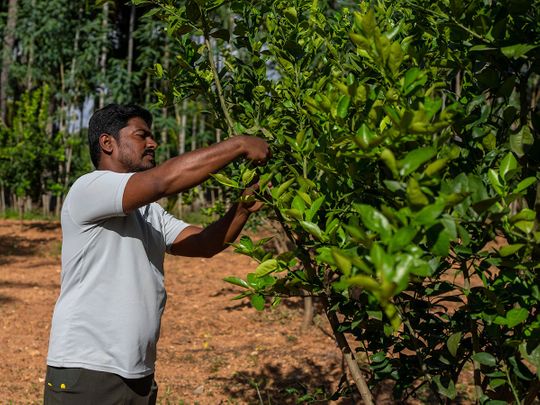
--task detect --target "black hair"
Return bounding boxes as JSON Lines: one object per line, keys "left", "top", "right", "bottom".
{"left": 87, "top": 103, "right": 153, "bottom": 168}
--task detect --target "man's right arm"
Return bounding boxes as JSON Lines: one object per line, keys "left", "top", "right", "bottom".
{"left": 122, "top": 135, "right": 270, "bottom": 213}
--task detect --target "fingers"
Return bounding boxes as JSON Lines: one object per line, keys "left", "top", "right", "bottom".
{"left": 244, "top": 137, "right": 271, "bottom": 164}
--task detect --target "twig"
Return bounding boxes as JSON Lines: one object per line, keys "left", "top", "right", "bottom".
{"left": 201, "top": 14, "right": 237, "bottom": 136}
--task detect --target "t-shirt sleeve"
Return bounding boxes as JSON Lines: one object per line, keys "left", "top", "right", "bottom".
{"left": 67, "top": 171, "right": 134, "bottom": 224}
{"left": 154, "top": 204, "right": 191, "bottom": 252}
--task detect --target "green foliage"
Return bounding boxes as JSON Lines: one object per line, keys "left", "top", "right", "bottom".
{"left": 145, "top": 0, "right": 540, "bottom": 401}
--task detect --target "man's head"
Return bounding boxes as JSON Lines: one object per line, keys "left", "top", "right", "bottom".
{"left": 88, "top": 104, "right": 156, "bottom": 171}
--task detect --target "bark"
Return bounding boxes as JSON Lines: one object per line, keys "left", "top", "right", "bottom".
{"left": 0, "top": 0, "right": 18, "bottom": 124}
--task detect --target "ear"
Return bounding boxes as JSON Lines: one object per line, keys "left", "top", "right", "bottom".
{"left": 98, "top": 133, "right": 115, "bottom": 155}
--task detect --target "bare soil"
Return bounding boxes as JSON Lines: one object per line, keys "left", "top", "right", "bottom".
{"left": 0, "top": 220, "right": 364, "bottom": 404}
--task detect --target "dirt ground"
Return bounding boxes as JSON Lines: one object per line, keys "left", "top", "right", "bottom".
{"left": 0, "top": 219, "right": 370, "bottom": 404}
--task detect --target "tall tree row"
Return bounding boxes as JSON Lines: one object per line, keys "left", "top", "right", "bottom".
{"left": 0, "top": 0, "right": 224, "bottom": 217}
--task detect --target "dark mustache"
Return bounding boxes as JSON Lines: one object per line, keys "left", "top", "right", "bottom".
{"left": 143, "top": 150, "right": 155, "bottom": 157}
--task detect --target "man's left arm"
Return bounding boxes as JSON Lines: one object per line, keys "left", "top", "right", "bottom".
{"left": 169, "top": 196, "right": 262, "bottom": 258}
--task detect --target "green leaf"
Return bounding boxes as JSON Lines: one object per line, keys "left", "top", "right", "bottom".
{"left": 154, "top": 63, "right": 164, "bottom": 79}
{"left": 403, "top": 67, "right": 427, "bottom": 95}
{"left": 211, "top": 173, "right": 240, "bottom": 188}
{"left": 424, "top": 158, "right": 448, "bottom": 177}
{"left": 407, "top": 177, "right": 429, "bottom": 207}
{"left": 223, "top": 276, "right": 249, "bottom": 289}
{"left": 509, "top": 356, "right": 535, "bottom": 381}
{"left": 501, "top": 44, "right": 538, "bottom": 59}
{"left": 347, "top": 275, "right": 380, "bottom": 292}
{"left": 380, "top": 148, "right": 398, "bottom": 177}
{"left": 447, "top": 332, "right": 462, "bottom": 357}
{"left": 283, "top": 7, "right": 298, "bottom": 23}
{"left": 415, "top": 203, "right": 444, "bottom": 225}
{"left": 510, "top": 209, "right": 536, "bottom": 223}
{"left": 354, "top": 124, "right": 377, "bottom": 149}
{"left": 410, "top": 260, "right": 431, "bottom": 277}
{"left": 251, "top": 294, "right": 265, "bottom": 311}
{"left": 299, "top": 221, "right": 326, "bottom": 241}
{"left": 399, "top": 147, "right": 437, "bottom": 176}
{"left": 305, "top": 195, "right": 325, "bottom": 222}
{"left": 387, "top": 42, "right": 403, "bottom": 75}
{"left": 510, "top": 125, "right": 534, "bottom": 158}
{"left": 254, "top": 259, "right": 279, "bottom": 277}
{"left": 331, "top": 248, "right": 352, "bottom": 276}
{"left": 241, "top": 168, "right": 256, "bottom": 185}
{"left": 282, "top": 208, "right": 303, "bottom": 220}
{"left": 488, "top": 379, "right": 507, "bottom": 389}
{"left": 433, "top": 375, "right": 457, "bottom": 400}
{"left": 470, "top": 44, "right": 497, "bottom": 51}
{"left": 355, "top": 204, "right": 392, "bottom": 241}
{"left": 382, "top": 301, "right": 401, "bottom": 330}
{"left": 488, "top": 169, "right": 503, "bottom": 194}
{"left": 506, "top": 308, "right": 528, "bottom": 328}
{"left": 431, "top": 227, "right": 451, "bottom": 256}
{"left": 388, "top": 226, "right": 417, "bottom": 253}
{"left": 514, "top": 177, "right": 538, "bottom": 194}
{"left": 499, "top": 152, "right": 518, "bottom": 182}
{"left": 472, "top": 352, "right": 497, "bottom": 367}
{"left": 498, "top": 244, "right": 524, "bottom": 257}
{"left": 336, "top": 95, "right": 351, "bottom": 119}
{"left": 272, "top": 178, "right": 295, "bottom": 199}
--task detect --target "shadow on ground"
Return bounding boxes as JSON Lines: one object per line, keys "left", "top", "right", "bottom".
{"left": 0, "top": 234, "right": 51, "bottom": 257}
{"left": 216, "top": 359, "right": 361, "bottom": 404}
{"left": 0, "top": 294, "right": 18, "bottom": 305}
{"left": 23, "top": 222, "right": 60, "bottom": 232}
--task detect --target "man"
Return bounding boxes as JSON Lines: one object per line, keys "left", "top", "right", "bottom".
{"left": 44, "top": 104, "right": 271, "bottom": 404}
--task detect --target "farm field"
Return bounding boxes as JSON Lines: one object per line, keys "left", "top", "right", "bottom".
{"left": 0, "top": 219, "right": 368, "bottom": 404}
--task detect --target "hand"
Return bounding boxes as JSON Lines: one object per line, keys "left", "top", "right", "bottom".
{"left": 239, "top": 182, "right": 264, "bottom": 213}
{"left": 237, "top": 136, "right": 271, "bottom": 165}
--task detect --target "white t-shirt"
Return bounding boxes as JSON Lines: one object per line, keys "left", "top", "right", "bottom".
{"left": 47, "top": 170, "right": 190, "bottom": 378}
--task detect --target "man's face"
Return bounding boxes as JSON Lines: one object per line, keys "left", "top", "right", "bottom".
{"left": 116, "top": 117, "right": 157, "bottom": 172}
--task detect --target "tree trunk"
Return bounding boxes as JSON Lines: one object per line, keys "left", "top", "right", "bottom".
{"left": 177, "top": 99, "right": 188, "bottom": 155}
{"left": 42, "top": 192, "right": 50, "bottom": 217}
{"left": 98, "top": 2, "right": 109, "bottom": 109}
{"left": 0, "top": 184, "right": 5, "bottom": 215}
{"left": 173, "top": 99, "right": 188, "bottom": 215}
{"left": 25, "top": 0, "right": 36, "bottom": 91}
{"left": 159, "top": 38, "right": 170, "bottom": 156}
{"left": 0, "top": 0, "right": 18, "bottom": 124}
{"left": 323, "top": 296, "right": 374, "bottom": 405}
{"left": 194, "top": 113, "right": 206, "bottom": 211}
{"left": 127, "top": 5, "right": 136, "bottom": 83}
{"left": 302, "top": 296, "right": 314, "bottom": 331}
{"left": 63, "top": 7, "right": 82, "bottom": 193}
{"left": 55, "top": 195, "right": 62, "bottom": 217}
